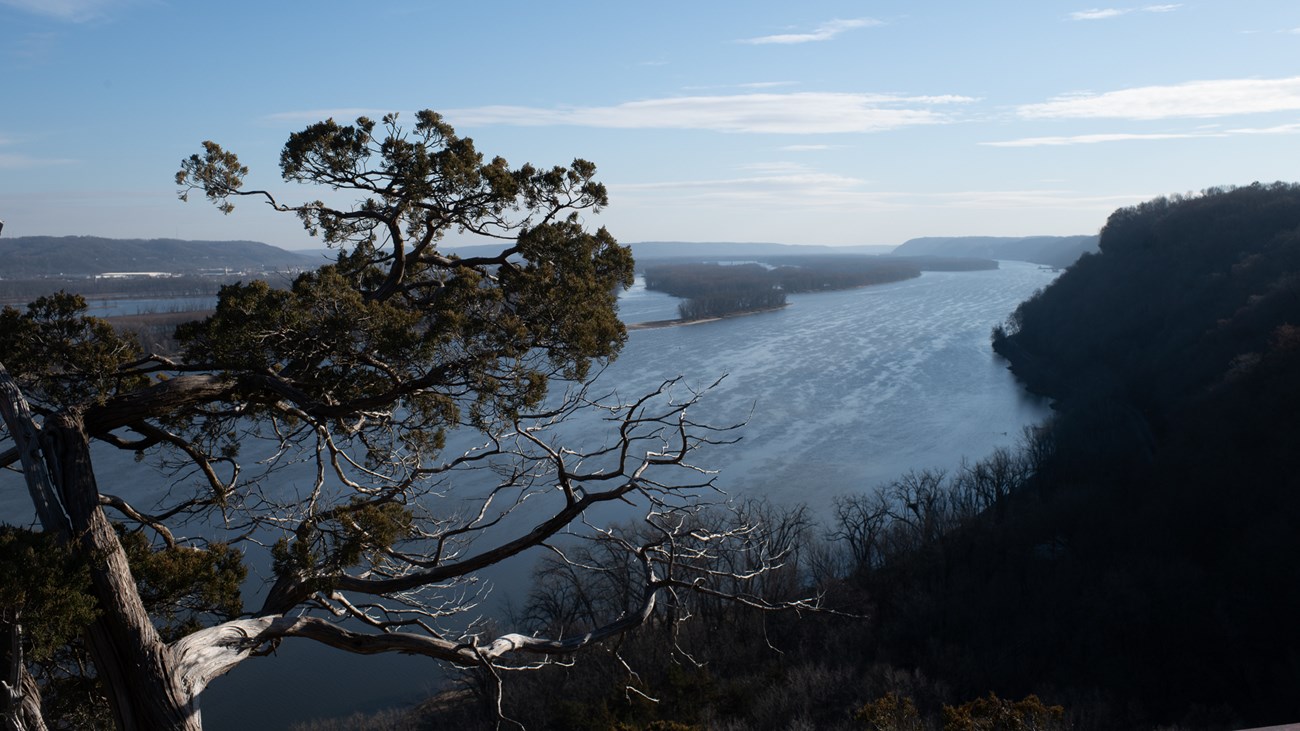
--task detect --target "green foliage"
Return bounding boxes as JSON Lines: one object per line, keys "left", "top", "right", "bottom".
{"left": 175, "top": 140, "right": 248, "bottom": 214}
{"left": 174, "top": 113, "right": 633, "bottom": 432}
{"left": 271, "top": 499, "right": 414, "bottom": 589}
{"left": 941, "top": 693, "right": 1067, "bottom": 731}
{"left": 118, "top": 529, "right": 245, "bottom": 640}
{"left": 0, "top": 525, "right": 98, "bottom": 662}
{"left": 0, "top": 292, "right": 146, "bottom": 408}
{"left": 856, "top": 692, "right": 922, "bottom": 731}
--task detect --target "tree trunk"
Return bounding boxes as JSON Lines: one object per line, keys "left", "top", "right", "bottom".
{"left": 1, "top": 365, "right": 203, "bottom": 730}
{"left": 40, "top": 412, "right": 202, "bottom": 730}
{"left": 1, "top": 621, "right": 48, "bottom": 731}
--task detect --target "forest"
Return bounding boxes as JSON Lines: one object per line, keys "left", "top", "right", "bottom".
{"left": 358, "top": 183, "right": 1300, "bottom": 731}
{"left": 643, "top": 255, "right": 994, "bottom": 321}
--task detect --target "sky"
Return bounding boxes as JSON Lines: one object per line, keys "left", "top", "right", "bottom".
{"left": 1, "top": 0, "right": 1298, "bottom": 250}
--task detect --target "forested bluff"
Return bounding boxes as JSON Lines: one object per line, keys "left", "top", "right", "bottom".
{"left": 332, "top": 183, "right": 1300, "bottom": 731}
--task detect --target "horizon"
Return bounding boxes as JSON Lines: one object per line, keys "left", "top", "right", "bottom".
{"left": 1, "top": 1, "right": 1297, "bottom": 249}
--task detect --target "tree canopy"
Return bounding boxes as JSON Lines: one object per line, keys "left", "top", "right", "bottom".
{"left": 0, "top": 111, "right": 799, "bottom": 730}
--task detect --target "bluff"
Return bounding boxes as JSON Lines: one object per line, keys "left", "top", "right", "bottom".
{"left": 892, "top": 234, "right": 1098, "bottom": 268}
{"left": 984, "top": 183, "right": 1300, "bottom": 727}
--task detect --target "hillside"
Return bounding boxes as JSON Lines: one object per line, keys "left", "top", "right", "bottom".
{"left": 982, "top": 183, "right": 1300, "bottom": 727}
{"left": 0, "top": 236, "right": 317, "bottom": 277}
{"left": 892, "top": 234, "right": 1098, "bottom": 268}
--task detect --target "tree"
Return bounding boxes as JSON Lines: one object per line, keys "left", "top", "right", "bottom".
{"left": 0, "top": 111, "right": 800, "bottom": 730}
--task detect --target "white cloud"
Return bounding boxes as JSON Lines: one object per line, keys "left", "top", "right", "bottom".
{"left": 614, "top": 173, "right": 1146, "bottom": 218}
{"left": 983, "top": 131, "right": 1219, "bottom": 147}
{"left": 0, "top": 153, "right": 77, "bottom": 169}
{"left": 737, "top": 81, "right": 799, "bottom": 90}
{"left": 781, "top": 144, "right": 841, "bottom": 151}
{"left": 0, "top": 135, "right": 77, "bottom": 168}
{"left": 1230, "top": 122, "right": 1300, "bottom": 135}
{"left": 740, "top": 18, "right": 881, "bottom": 45}
{"left": 1070, "top": 8, "right": 1128, "bottom": 20}
{"left": 1069, "top": 4, "right": 1181, "bottom": 20}
{"left": 0, "top": 0, "right": 126, "bottom": 22}
{"left": 446, "top": 92, "right": 976, "bottom": 135}
{"left": 983, "top": 122, "right": 1300, "bottom": 147}
{"left": 1017, "top": 76, "right": 1300, "bottom": 120}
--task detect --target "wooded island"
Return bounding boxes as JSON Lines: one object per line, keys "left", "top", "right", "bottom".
{"left": 643, "top": 254, "right": 996, "bottom": 322}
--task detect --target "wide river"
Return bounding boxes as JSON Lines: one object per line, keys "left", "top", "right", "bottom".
{"left": 1, "top": 260, "right": 1057, "bottom": 728}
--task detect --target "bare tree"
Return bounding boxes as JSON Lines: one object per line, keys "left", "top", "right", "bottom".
{"left": 0, "top": 111, "right": 804, "bottom": 730}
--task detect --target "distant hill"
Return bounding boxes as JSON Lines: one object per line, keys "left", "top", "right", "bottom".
{"left": 0, "top": 236, "right": 317, "bottom": 277}
{"left": 891, "top": 235, "right": 1098, "bottom": 268}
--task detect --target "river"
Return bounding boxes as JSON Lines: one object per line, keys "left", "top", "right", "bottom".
{"left": 1, "top": 260, "right": 1056, "bottom": 728}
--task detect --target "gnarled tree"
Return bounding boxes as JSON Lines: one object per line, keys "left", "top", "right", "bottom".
{"left": 0, "top": 111, "right": 802, "bottom": 730}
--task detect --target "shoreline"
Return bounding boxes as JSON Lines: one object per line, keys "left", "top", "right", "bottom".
{"left": 625, "top": 304, "right": 788, "bottom": 330}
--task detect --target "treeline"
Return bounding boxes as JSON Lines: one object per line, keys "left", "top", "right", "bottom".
{"left": 644, "top": 263, "right": 788, "bottom": 320}
{"left": 644, "top": 256, "right": 948, "bottom": 320}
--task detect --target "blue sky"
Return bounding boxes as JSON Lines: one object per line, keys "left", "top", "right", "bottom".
{"left": 1, "top": 0, "right": 1298, "bottom": 249}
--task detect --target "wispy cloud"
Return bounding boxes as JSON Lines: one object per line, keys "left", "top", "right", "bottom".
{"left": 1069, "top": 4, "right": 1181, "bottom": 20}
{"left": 984, "top": 132, "right": 1217, "bottom": 147}
{"left": 1017, "top": 76, "right": 1300, "bottom": 120}
{"left": 0, "top": 0, "right": 129, "bottom": 22}
{"left": 444, "top": 92, "right": 976, "bottom": 135}
{"left": 984, "top": 122, "right": 1300, "bottom": 147}
{"left": 737, "top": 81, "right": 799, "bottom": 90}
{"left": 1071, "top": 8, "right": 1126, "bottom": 20}
{"left": 781, "top": 144, "right": 842, "bottom": 151}
{"left": 612, "top": 167, "right": 885, "bottom": 213}
{"left": 0, "top": 153, "right": 78, "bottom": 169}
{"left": 615, "top": 173, "right": 1145, "bottom": 217}
{"left": 740, "top": 18, "right": 881, "bottom": 45}
{"left": 0, "top": 135, "right": 77, "bottom": 168}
